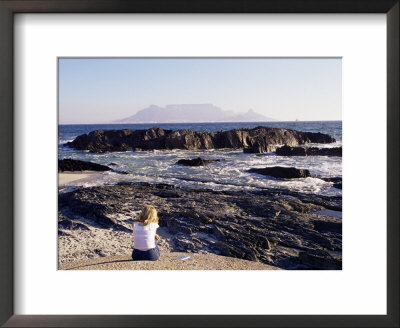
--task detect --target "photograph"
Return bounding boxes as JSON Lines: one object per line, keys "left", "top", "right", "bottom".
{"left": 58, "top": 57, "right": 342, "bottom": 271}
{"left": 1, "top": 0, "right": 397, "bottom": 325}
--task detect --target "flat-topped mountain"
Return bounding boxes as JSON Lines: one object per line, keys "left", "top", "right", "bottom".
{"left": 66, "top": 126, "right": 335, "bottom": 153}
{"left": 114, "top": 104, "right": 273, "bottom": 123}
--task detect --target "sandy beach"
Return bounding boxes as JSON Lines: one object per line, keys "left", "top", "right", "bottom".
{"left": 59, "top": 171, "right": 103, "bottom": 186}
{"left": 59, "top": 252, "right": 281, "bottom": 270}
{"left": 58, "top": 224, "right": 281, "bottom": 270}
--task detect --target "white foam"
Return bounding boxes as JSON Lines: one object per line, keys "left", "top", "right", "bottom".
{"left": 58, "top": 149, "right": 342, "bottom": 196}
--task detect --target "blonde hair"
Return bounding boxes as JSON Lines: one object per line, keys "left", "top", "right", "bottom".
{"left": 136, "top": 205, "right": 159, "bottom": 226}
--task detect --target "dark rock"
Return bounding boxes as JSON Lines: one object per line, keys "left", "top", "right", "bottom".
{"left": 299, "top": 250, "right": 342, "bottom": 270}
{"left": 248, "top": 166, "right": 311, "bottom": 179}
{"left": 313, "top": 220, "right": 342, "bottom": 233}
{"left": 154, "top": 191, "right": 182, "bottom": 198}
{"left": 116, "top": 181, "right": 135, "bottom": 186}
{"left": 199, "top": 215, "right": 213, "bottom": 224}
{"left": 302, "top": 132, "right": 336, "bottom": 144}
{"left": 155, "top": 183, "right": 177, "bottom": 190}
{"left": 58, "top": 183, "right": 342, "bottom": 270}
{"left": 321, "top": 177, "right": 342, "bottom": 189}
{"left": 276, "top": 146, "right": 342, "bottom": 157}
{"left": 58, "top": 190, "right": 131, "bottom": 233}
{"left": 217, "top": 241, "right": 248, "bottom": 259}
{"left": 244, "top": 142, "right": 276, "bottom": 154}
{"left": 176, "top": 157, "right": 221, "bottom": 166}
{"left": 58, "top": 218, "right": 89, "bottom": 231}
{"left": 66, "top": 126, "right": 336, "bottom": 153}
{"left": 307, "top": 147, "right": 342, "bottom": 157}
{"left": 58, "top": 159, "right": 111, "bottom": 172}
{"left": 93, "top": 249, "right": 106, "bottom": 257}
{"left": 173, "top": 233, "right": 206, "bottom": 252}
{"left": 276, "top": 146, "right": 307, "bottom": 156}
{"left": 112, "top": 170, "right": 129, "bottom": 175}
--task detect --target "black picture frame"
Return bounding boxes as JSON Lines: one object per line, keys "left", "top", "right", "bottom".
{"left": 0, "top": 0, "right": 398, "bottom": 327}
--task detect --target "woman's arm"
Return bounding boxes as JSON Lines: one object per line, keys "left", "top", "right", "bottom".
{"left": 155, "top": 234, "right": 161, "bottom": 241}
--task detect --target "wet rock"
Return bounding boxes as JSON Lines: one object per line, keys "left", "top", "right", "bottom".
{"left": 299, "top": 250, "right": 342, "bottom": 270}
{"left": 66, "top": 126, "right": 335, "bottom": 153}
{"left": 248, "top": 166, "right": 311, "bottom": 179}
{"left": 58, "top": 183, "right": 342, "bottom": 270}
{"left": 112, "top": 170, "right": 129, "bottom": 175}
{"left": 176, "top": 157, "right": 221, "bottom": 166}
{"left": 313, "top": 220, "right": 342, "bottom": 233}
{"left": 243, "top": 142, "right": 276, "bottom": 154}
{"left": 307, "top": 147, "right": 342, "bottom": 156}
{"left": 276, "top": 146, "right": 342, "bottom": 157}
{"left": 58, "top": 190, "right": 131, "bottom": 233}
{"left": 217, "top": 241, "right": 248, "bottom": 259}
{"left": 154, "top": 191, "right": 183, "bottom": 198}
{"left": 276, "top": 146, "right": 307, "bottom": 156}
{"left": 58, "top": 159, "right": 111, "bottom": 172}
{"left": 321, "top": 177, "right": 342, "bottom": 189}
{"left": 166, "top": 217, "right": 196, "bottom": 235}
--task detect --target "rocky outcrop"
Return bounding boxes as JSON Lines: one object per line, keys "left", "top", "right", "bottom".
{"left": 58, "top": 159, "right": 111, "bottom": 172}
{"left": 321, "top": 177, "right": 342, "bottom": 189}
{"left": 66, "top": 126, "right": 335, "bottom": 153}
{"left": 313, "top": 220, "right": 342, "bottom": 233}
{"left": 58, "top": 183, "right": 342, "bottom": 270}
{"left": 176, "top": 157, "right": 221, "bottom": 166}
{"left": 58, "top": 191, "right": 131, "bottom": 233}
{"left": 248, "top": 166, "right": 311, "bottom": 179}
{"left": 276, "top": 146, "right": 307, "bottom": 156}
{"left": 243, "top": 142, "right": 276, "bottom": 154}
{"left": 276, "top": 146, "right": 342, "bottom": 157}
{"left": 299, "top": 250, "right": 342, "bottom": 270}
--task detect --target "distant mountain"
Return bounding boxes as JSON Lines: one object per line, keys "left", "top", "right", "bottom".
{"left": 114, "top": 104, "right": 274, "bottom": 123}
{"left": 228, "top": 108, "right": 270, "bottom": 122}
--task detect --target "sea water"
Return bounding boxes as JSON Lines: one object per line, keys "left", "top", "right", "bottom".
{"left": 58, "top": 121, "right": 342, "bottom": 196}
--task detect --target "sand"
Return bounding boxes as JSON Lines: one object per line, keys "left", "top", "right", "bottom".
{"left": 58, "top": 171, "right": 103, "bottom": 186}
{"left": 58, "top": 226, "right": 281, "bottom": 270}
{"left": 59, "top": 252, "right": 281, "bottom": 270}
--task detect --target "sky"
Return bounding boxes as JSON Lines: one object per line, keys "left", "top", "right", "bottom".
{"left": 59, "top": 58, "right": 342, "bottom": 124}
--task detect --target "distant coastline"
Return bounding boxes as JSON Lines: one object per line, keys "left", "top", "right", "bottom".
{"left": 112, "top": 104, "right": 275, "bottom": 124}
{"left": 60, "top": 119, "right": 342, "bottom": 125}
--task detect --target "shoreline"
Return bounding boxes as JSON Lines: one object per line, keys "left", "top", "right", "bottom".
{"left": 59, "top": 171, "right": 104, "bottom": 186}
{"left": 58, "top": 182, "right": 342, "bottom": 270}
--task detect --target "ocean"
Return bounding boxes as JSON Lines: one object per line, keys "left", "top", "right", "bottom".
{"left": 58, "top": 121, "right": 342, "bottom": 196}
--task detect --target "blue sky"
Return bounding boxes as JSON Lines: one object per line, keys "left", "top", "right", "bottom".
{"left": 59, "top": 58, "right": 342, "bottom": 124}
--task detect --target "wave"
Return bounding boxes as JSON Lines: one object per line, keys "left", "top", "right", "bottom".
{"left": 58, "top": 120, "right": 342, "bottom": 197}
{"left": 59, "top": 166, "right": 341, "bottom": 197}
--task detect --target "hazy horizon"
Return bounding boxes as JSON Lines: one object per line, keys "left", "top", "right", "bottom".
{"left": 59, "top": 117, "right": 342, "bottom": 125}
{"left": 59, "top": 58, "right": 342, "bottom": 124}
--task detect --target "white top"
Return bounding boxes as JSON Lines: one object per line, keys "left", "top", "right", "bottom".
{"left": 133, "top": 222, "right": 159, "bottom": 251}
